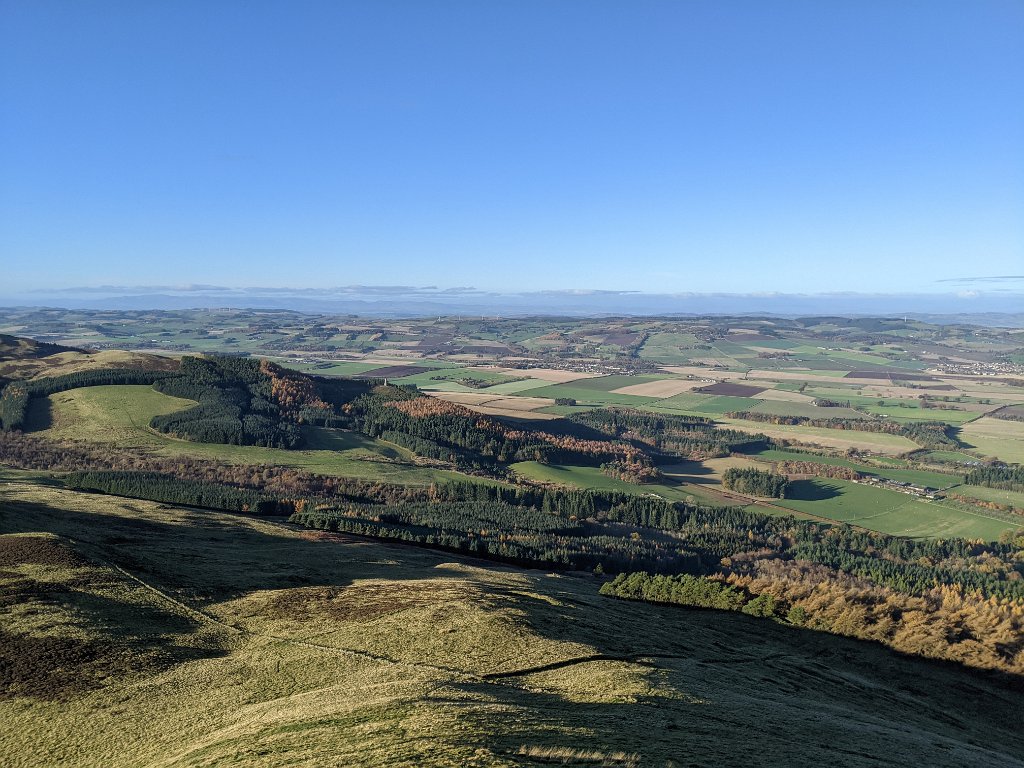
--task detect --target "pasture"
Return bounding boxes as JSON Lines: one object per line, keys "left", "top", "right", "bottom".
{"left": 958, "top": 417, "right": 1024, "bottom": 463}
{"left": 949, "top": 484, "right": 1024, "bottom": 510}
{"left": 774, "top": 479, "right": 1016, "bottom": 540}
{"left": 522, "top": 382, "right": 658, "bottom": 407}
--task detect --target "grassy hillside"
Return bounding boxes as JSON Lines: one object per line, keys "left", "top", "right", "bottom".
{"left": 28, "top": 385, "right": 465, "bottom": 486}
{"left": 1, "top": 476, "right": 1021, "bottom": 767}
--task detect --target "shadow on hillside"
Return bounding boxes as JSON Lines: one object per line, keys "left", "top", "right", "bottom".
{"left": 440, "top": 595, "right": 1024, "bottom": 765}
{"left": 3, "top": 493, "right": 1023, "bottom": 764}
{"left": 784, "top": 478, "right": 840, "bottom": 501}
{"left": 22, "top": 397, "right": 53, "bottom": 432}
{"left": 661, "top": 461, "right": 716, "bottom": 484}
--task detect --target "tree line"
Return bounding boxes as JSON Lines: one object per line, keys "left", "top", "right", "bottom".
{"left": 603, "top": 564, "right": 1024, "bottom": 676}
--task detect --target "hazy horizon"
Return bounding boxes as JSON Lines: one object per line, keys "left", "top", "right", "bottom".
{"left": 3, "top": 282, "right": 1024, "bottom": 321}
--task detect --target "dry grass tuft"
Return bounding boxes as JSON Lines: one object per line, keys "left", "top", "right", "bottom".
{"left": 261, "top": 581, "right": 471, "bottom": 623}
{"left": 514, "top": 745, "right": 640, "bottom": 766}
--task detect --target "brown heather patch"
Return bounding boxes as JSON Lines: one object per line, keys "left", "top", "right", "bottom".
{"left": 0, "top": 535, "right": 89, "bottom": 568}
{"left": 0, "top": 627, "right": 202, "bottom": 702}
{"left": 0, "top": 630, "right": 111, "bottom": 700}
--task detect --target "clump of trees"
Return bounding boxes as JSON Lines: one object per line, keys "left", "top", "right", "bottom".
{"left": 600, "top": 458, "right": 663, "bottom": 484}
{"left": 965, "top": 465, "right": 1024, "bottom": 493}
{"left": 722, "top": 467, "right": 789, "bottom": 498}
{"left": 292, "top": 501, "right": 703, "bottom": 574}
{"left": 568, "top": 408, "right": 768, "bottom": 459}
{"left": 66, "top": 470, "right": 296, "bottom": 514}
{"left": 150, "top": 357, "right": 304, "bottom": 448}
{"left": 147, "top": 356, "right": 380, "bottom": 449}
{"left": 773, "top": 460, "right": 862, "bottom": 481}
{"left": 600, "top": 572, "right": 746, "bottom": 610}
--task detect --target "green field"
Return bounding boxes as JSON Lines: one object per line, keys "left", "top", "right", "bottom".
{"left": 958, "top": 417, "right": 1024, "bottom": 463}
{"left": 688, "top": 395, "right": 764, "bottom": 414}
{"left": 392, "top": 368, "right": 523, "bottom": 389}
{"left": 509, "top": 461, "right": 729, "bottom": 506}
{"left": 748, "top": 400, "right": 868, "bottom": 420}
{"left": 2, "top": 481, "right": 1019, "bottom": 766}
{"left": 775, "top": 479, "right": 1016, "bottom": 540}
{"left": 29, "top": 385, "right": 468, "bottom": 486}
{"left": 640, "top": 391, "right": 714, "bottom": 411}
{"left": 949, "top": 484, "right": 1024, "bottom": 509}
{"left": 548, "top": 375, "right": 664, "bottom": 392}
{"left": 857, "top": 403, "right": 979, "bottom": 425}
{"left": 277, "top": 360, "right": 388, "bottom": 376}
{"left": 521, "top": 382, "right": 658, "bottom": 407}
{"left": 638, "top": 332, "right": 701, "bottom": 364}
{"left": 920, "top": 450, "right": 986, "bottom": 465}
{"left": 481, "top": 377, "right": 557, "bottom": 395}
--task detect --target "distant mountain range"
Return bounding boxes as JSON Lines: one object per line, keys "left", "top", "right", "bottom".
{"left": 2, "top": 286, "right": 1023, "bottom": 325}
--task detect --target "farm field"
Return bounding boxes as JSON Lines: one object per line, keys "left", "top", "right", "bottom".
{"left": 747, "top": 400, "right": 868, "bottom": 419}
{"left": 276, "top": 359, "right": 389, "bottom": 377}
{"left": 920, "top": 450, "right": 986, "bottom": 465}
{"left": 949, "top": 484, "right": 1024, "bottom": 510}
{"left": 716, "top": 417, "right": 921, "bottom": 455}
{"left": 608, "top": 378, "right": 703, "bottom": 398}
{"left": 4, "top": 317, "right": 1024, "bottom": 536}
{"left": 2, "top": 480, "right": 1020, "bottom": 766}
{"left": 27, "top": 385, "right": 466, "bottom": 486}
{"left": 958, "top": 417, "right": 1024, "bottom": 463}
{"left": 519, "top": 382, "right": 658, "bottom": 407}
{"left": 774, "top": 479, "right": 1016, "bottom": 540}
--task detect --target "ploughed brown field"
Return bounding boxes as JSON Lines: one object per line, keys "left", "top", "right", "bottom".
{"left": 846, "top": 370, "right": 939, "bottom": 381}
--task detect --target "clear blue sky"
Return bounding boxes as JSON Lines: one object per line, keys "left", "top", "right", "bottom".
{"left": 2, "top": 0, "right": 1022, "bottom": 296}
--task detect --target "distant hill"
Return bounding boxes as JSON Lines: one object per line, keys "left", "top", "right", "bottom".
{"left": 0, "top": 333, "right": 81, "bottom": 359}
{"left": 0, "top": 333, "right": 177, "bottom": 382}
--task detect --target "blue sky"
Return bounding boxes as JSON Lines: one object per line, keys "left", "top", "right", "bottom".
{"left": 2, "top": 0, "right": 1022, "bottom": 297}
